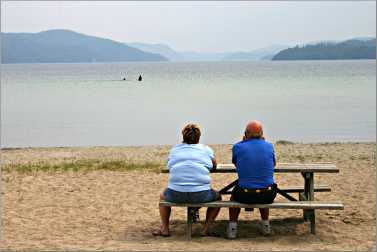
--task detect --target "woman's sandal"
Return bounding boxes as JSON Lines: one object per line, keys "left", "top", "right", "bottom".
{"left": 152, "top": 229, "right": 171, "bottom": 237}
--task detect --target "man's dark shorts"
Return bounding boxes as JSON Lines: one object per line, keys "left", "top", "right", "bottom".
{"left": 232, "top": 183, "right": 277, "bottom": 204}
{"left": 163, "top": 188, "right": 221, "bottom": 203}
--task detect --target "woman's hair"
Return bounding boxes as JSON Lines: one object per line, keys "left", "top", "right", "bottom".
{"left": 182, "top": 124, "right": 201, "bottom": 144}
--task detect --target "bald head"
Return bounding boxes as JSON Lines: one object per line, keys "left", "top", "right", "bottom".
{"left": 244, "top": 120, "right": 263, "bottom": 139}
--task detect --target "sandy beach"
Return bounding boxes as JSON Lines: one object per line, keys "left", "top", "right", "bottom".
{"left": 1, "top": 142, "right": 375, "bottom": 251}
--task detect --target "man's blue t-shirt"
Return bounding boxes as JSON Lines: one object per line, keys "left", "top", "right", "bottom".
{"left": 232, "top": 138, "right": 275, "bottom": 189}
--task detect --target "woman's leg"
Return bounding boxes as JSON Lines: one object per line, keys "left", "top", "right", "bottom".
{"left": 202, "top": 207, "right": 220, "bottom": 235}
{"left": 202, "top": 190, "right": 221, "bottom": 235}
{"left": 158, "top": 193, "right": 171, "bottom": 235}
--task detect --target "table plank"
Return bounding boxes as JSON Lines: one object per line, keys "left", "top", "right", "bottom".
{"left": 161, "top": 163, "right": 339, "bottom": 173}
{"left": 160, "top": 200, "right": 344, "bottom": 210}
{"left": 216, "top": 163, "right": 339, "bottom": 173}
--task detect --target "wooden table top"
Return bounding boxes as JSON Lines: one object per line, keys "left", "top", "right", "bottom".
{"left": 161, "top": 163, "right": 339, "bottom": 173}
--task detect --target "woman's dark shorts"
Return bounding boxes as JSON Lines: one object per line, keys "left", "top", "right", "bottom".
{"left": 231, "top": 183, "right": 277, "bottom": 204}
{"left": 163, "top": 188, "right": 221, "bottom": 204}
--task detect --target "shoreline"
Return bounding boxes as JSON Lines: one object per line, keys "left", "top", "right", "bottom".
{"left": 1, "top": 142, "right": 375, "bottom": 250}
{"left": 1, "top": 140, "right": 376, "bottom": 150}
{"left": 2, "top": 142, "right": 376, "bottom": 168}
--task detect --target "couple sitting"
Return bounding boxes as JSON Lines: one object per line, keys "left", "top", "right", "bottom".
{"left": 153, "top": 121, "right": 277, "bottom": 239}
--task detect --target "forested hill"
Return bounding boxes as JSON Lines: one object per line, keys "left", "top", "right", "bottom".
{"left": 1, "top": 29, "right": 167, "bottom": 63}
{"left": 272, "top": 38, "right": 376, "bottom": 60}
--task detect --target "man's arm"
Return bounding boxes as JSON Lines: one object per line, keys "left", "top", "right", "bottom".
{"left": 232, "top": 145, "right": 237, "bottom": 166}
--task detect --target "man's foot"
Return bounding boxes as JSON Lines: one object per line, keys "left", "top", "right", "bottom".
{"left": 261, "top": 220, "right": 271, "bottom": 236}
{"left": 227, "top": 222, "right": 237, "bottom": 239}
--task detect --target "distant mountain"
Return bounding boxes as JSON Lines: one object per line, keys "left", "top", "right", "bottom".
{"left": 1, "top": 29, "right": 167, "bottom": 63}
{"left": 127, "top": 42, "right": 183, "bottom": 61}
{"left": 178, "top": 45, "right": 290, "bottom": 61}
{"left": 179, "top": 51, "right": 230, "bottom": 61}
{"left": 350, "top": 37, "right": 375, "bottom": 42}
{"left": 301, "top": 40, "right": 339, "bottom": 46}
{"left": 126, "top": 43, "right": 232, "bottom": 61}
{"left": 272, "top": 38, "right": 376, "bottom": 60}
{"left": 223, "top": 45, "right": 289, "bottom": 61}
{"left": 8, "top": 30, "right": 373, "bottom": 63}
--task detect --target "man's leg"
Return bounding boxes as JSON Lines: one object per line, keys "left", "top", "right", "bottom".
{"left": 259, "top": 208, "right": 269, "bottom": 220}
{"left": 229, "top": 207, "right": 241, "bottom": 221}
{"left": 228, "top": 195, "right": 240, "bottom": 238}
{"left": 259, "top": 208, "right": 271, "bottom": 235}
{"left": 229, "top": 194, "right": 241, "bottom": 221}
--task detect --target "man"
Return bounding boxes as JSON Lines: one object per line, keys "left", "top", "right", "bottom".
{"left": 228, "top": 120, "right": 277, "bottom": 238}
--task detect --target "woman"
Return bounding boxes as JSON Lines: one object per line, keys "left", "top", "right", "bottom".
{"left": 153, "top": 124, "right": 221, "bottom": 237}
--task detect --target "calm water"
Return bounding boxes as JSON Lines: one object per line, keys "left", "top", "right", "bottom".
{"left": 1, "top": 60, "right": 376, "bottom": 148}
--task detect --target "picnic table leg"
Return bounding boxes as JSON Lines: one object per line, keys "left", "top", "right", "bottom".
{"left": 308, "top": 173, "right": 316, "bottom": 234}
{"left": 308, "top": 172, "right": 314, "bottom": 200}
{"left": 186, "top": 207, "right": 195, "bottom": 240}
{"left": 308, "top": 210, "right": 316, "bottom": 234}
{"left": 302, "top": 172, "right": 316, "bottom": 233}
{"left": 299, "top": 172, "right": 314, "bottom": 216}
{"left": 302, "top": 172, "right": 309, "bottom": 221}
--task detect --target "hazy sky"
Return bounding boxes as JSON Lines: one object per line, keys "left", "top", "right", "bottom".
{"left": 1, "top": 1, "right": 376, "bottom": 52}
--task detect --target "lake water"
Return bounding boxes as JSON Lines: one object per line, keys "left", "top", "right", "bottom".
{"left": 1, "top": 60, "right": 375, "bottom": 148}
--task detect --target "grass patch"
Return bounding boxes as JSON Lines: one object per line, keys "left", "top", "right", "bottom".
{"left": 2, "top": 159, "right": 164, "bottom": 174}
{"left": 275, "top": 140, "right": 295, "bottom": 145}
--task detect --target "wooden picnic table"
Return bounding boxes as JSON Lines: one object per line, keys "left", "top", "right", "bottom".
{"left": 161, "top": 162, "right": 341, "bottom": 235}
{"left": 162, "top": 162, "right": 339, "bottom": 202}
{"left": 214, "top": 163, "right": 339, "bottom": 203}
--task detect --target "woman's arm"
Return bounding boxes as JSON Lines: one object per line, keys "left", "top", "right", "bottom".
{"left": 211, "top": 158, "right": 217, "bottom": 171}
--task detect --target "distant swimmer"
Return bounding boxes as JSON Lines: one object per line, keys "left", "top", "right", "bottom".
{"left": 122, "top": 77, "right": 126, "bottom": 81}
{"left": 138, "top": 75, "right": 142, "bottom": 81}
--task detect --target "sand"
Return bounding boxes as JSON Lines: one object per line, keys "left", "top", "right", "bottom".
{"left": 1, "top": 143, "right": 375, "bottom": 251}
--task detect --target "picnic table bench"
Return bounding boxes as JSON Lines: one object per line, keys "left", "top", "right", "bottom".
{"left": 160, "top": 162, "right": 344, "bottom": 239}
